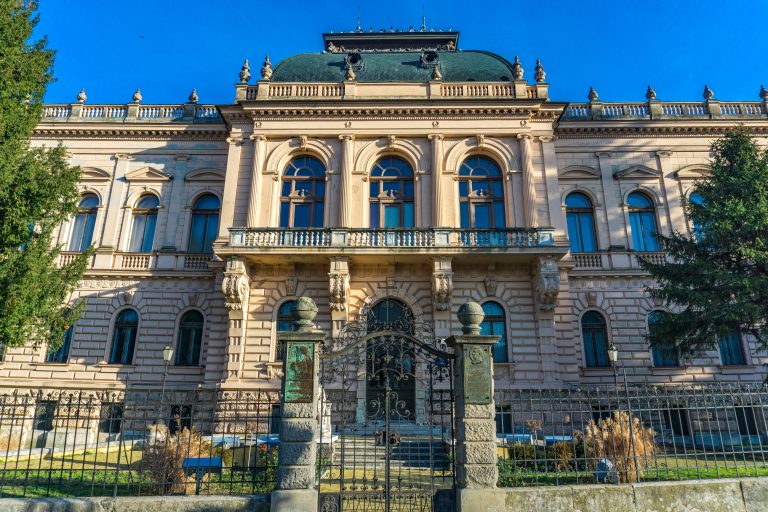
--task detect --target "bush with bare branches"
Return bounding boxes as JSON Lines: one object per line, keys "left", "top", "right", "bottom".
{"left": 584, "top": 410, "right": 657, "bottom": 483}
{"left": 143, "top": 423, "right": 212, "bottom": 494}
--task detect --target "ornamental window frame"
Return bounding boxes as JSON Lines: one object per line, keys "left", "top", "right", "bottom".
{"left": 279, "top": 156, "right": 326, "bottom": 228}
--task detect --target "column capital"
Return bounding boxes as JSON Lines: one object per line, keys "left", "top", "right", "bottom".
{"left": 595, "top": 151, "right": 612, "bottom": 158}
{"left": 537, "top": 135, "right": 556, "bottom": 143}
{"left": 174, "top": 154, "right": 191, "bottom": 162}
{"left": 338, "top": 134, "right": 355, "bottom": 142}
{"left": 428, "top": 133, "right": 444, "bottom": 141}
{"left": 114, "top": 153, "right": 133, "bottom": 161}
{"left": 226, "top": 136, "right": 246, "bottom": 146}
{"left": 517, "top": 133, "right": 532, "bottom": 141}
{"left": 249, "top": 134, "right": 267, "bottom": 142}
{"left": 656, "top": 150, "right": 674, "bottom": 158}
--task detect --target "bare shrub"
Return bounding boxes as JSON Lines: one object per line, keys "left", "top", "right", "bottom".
{"left": 143, "top": 423, "right": 212, "bottom": 495}
{"left": 584, "top": 410, "right": 656, "bottom": 483}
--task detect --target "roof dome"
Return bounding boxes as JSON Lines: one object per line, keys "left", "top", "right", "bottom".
{"left": 270, "top": 51, "right": 516, "bottom": 83}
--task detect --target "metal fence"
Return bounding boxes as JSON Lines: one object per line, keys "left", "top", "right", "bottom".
{"left": 494, "top": 381, "right": 768, "bottom": 486}
{"left": 0, "top": 387, "right": 280, "bottom": 498}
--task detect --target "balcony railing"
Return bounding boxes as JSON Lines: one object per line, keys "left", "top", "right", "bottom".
{"left": 41, "top": 103, "right": 221, "bottom": 123}
{"left": 562, "top": 100, "right": 767, "bottom": 121}
{"left": 229, "top": 227, "right": 556, "bottom": 249}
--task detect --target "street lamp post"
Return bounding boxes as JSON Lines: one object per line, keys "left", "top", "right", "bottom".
{"left": 159, "top": 345, "right": 174, "bottom": 424}
{"left": 607, "top": 343, "right": 619, "bottom": 387}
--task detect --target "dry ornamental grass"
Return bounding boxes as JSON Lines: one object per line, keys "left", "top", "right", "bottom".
{"left": 584, "top": 410, "right": 657, "bottom": 483}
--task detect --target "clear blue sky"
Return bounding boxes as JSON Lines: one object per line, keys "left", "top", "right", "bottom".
{"left": 35, "top": 0, "right": 768, "bottom": 105}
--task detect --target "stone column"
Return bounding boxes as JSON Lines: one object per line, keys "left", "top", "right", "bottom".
{"left": 338, "top": 135, "right": 354, "bottom": 227}
{"left": 429, "top": 134, "right": 444, "bottom": 226}
{"left": 246, "top": 135, "right": 266, "bottom": 227}
{"left": 447, "top": 302, "right": 505, "bottom": 512}
{"left": 272, "top": 297, "right": 324, "bottom": 512}
{"left": 518, "top": 134, "right": 539, "bottom": 227}
{"left": 217, "top": 134, "right": 245, "bottom": 239}
{"left": 160, "top": 154, "right": 190, "bottom": 251}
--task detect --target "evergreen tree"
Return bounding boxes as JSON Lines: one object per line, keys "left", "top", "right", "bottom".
{"left": 641, "top": 129, "right": 768, "bottom": 355}
{"left": 0, "top": 1, "right": 86, "bottom": 351}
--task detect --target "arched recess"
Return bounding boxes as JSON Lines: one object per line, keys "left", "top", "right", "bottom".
{"left": 266, "top": 138, "right": 336, "bottom": 176}
{"left": 444, "top": 136, "right": 517, "bottom": 176}
{"left": 354, "top": 138, "right": 426, "bottom": 177}
{"left": 560, "top": 186, "right": 600, "bottom": 207}
{"left": 621, "top": 186, "right": 662, "bottom": 207}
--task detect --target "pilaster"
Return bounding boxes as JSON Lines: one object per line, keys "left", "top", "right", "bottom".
{"left": 518, "top": 134, "right": 538, "bottom": 227}
{"left": 95, "top": 153, "right": 131, "bottom": 266}
{"left": 338, "top": 135, "right": 355, "bottom": 227}
{"left": 246, "top": 135, "right": 267, "bottom": 227}
{"left": 538, "top": 135, "right": 566, "bottom": 237}
{"left": 221, "top": 257, "right": 250, "bottom": 382}
{"left": 596, "top": 152, "right": 628, "bottom": 257}
{"left": 531, "top": 256, "right": 562, "bottom": 384}
{"left": 218, "top": 134, "right": 245, "bottom": 239}
{"left": 429, "top": 134, "right": 444, "bottom": 226}
{"left": 159, "top": 154, "right": 189, "bottom": 252}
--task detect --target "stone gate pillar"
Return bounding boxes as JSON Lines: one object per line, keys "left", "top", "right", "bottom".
{"left": 272, "top": 297, "right": 324, "bottom": 512}
{"left": 447, "top": 301, "right": 505, "bottom": 512}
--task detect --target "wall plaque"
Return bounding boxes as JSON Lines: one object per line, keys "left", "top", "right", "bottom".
{"left": 463, "top": 344, "right": 491, "bottom": 404}
{"left": 284, "top": 342, "right": 315, "bottom": 403}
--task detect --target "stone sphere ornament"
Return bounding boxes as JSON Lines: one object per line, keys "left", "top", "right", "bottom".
{"left": 291, "top": 296, "right": 318, "bottom": 331}
{"left": 457, "top": 301, "right": 484, "bottom": 335}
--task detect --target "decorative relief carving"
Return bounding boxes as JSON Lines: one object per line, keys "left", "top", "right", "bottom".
{"left": 328, "top": 258, "right": 350, "bottom": 312}
{"left": 286, "top": 276, "right": 298, "bottom": 296}
{"left": 222, "top": 258, "right": 249, "bottom": 311}
{"left": 483, "top": 276, "right": 497, "bottom": 297}
{"left": 532, "top": 257, "right": 560, "bottom": 311}
{"left": 432, "top": 257, "right": 454, "bottom": 311}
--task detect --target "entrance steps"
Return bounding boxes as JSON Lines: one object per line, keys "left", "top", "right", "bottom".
{"left": 331, "top": 433, "right": 451, "bottom": 470}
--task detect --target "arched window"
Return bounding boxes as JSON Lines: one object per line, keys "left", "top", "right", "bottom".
{"left": 719, "top": 330, "right": 746, "bottom": 366}
{"left": 458, "top": 156, "right": 505, "bottom": 228}
{"left": 648, "top": 310, "right": 679, "bottom": 367}
{"left": 280, "top": 156, "right": 326, "bottom": 228}
{"left": 627, "top": 192, "right": 659, "bottom": 252}
{"left": 128, "top": 195, "right": 159, "bottom": 253}
{"left": 565, "top": 192, "right": 597, "bottom": 252}
{"left": 481, "top": 302, "right": 508, "bottom": 362}
{"left": 68, "top": 194, "right": 99, "bottom": 252}
{"left": 188, "top": 194, "right": 220, "bottom": 254}
{"left": 367, "top": 298, "right": 414, "bottom": 334}
{"left": 176, "top": 310, "right": 204, "bottom": 366}
{"left": 47, "top": 326, "right": 73, "bottom": 363}
{"left": 369, "top": 157, "right": 414, "bottom": 228}
{"left": 582, "top": 311, "right": 609, "bottom": 368}
{"left": 275, "top": 300, "right": 297, "bottom": 361}
{"left": 109, "top": 309, "right": 138, "bottom": 365}
{"left": 688, "top": 192, "right": 704, "bottom": 239}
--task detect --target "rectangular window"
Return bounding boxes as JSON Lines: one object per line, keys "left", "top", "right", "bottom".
{"left": 187, "top": 214, "right": 206, "bottom": 253}
{"left": 663, "top": 408, "right": 691, "bottom": 436}
{"left": 719, "top": 332, "right": 746, "bottom": 366}
{"left": 459, "top": 203, "right": 469, "bottom": 229}
{"left": 579, "top": 213, "right": 597, "bottom": 252}
{"left": 384, "top": 205, "right": 400, "bottom": 228}
{"left": 403, "top": 203, "right": 414, "bottom": 228}
{"left": 293, "top": 204, "right": 310, "bottom": 228}
{"left": 34, "top": 400, "right": 57, "bottom": 431}
{"left": 736, "top": 407, "right": 759, "bottom": 436}
{"left": 99, "top": 403, "right": 124, "bottom": 434}
{"left": 370, "top": 203, "right": 380, "bottom": 228}
{"left": 493, "top": 201, "right": 506, "bottom": 228}
{"left": 473, "top": 204, "right": 491, "bottom": 228}
{"left": 370, "top": 182, "right": 379, "bottom": 197}
{"left": 313, "top": 203, "right": 324, "bottom": 228}
{"left": 640, "top": 212, "right": 659, "bottom": 251}
{"left": 279, "top": 202, "right": 290, "bottom": 228}
{"left": 140, "top": 214, "right": 157, "bottom": 253}
{"left": 567, "top": 213, "right": 583, "bottom": 252}
{"left": 204, "top": 215, "right": 219, "bottom": 254}
{"left": 495, "top": 405, "right": 512, "bottom": 434}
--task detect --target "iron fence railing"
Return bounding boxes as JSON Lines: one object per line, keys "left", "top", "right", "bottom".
{"left": 494, "top": 381, "right": 768, "bottom": 486}
{"left": 0, "top": 387, "right": 280, "bottom": 498}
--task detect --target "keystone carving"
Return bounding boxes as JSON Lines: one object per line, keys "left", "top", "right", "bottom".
{"left": 286, "top": 276, "right": 298, "bottom": 296}
{"left": 222, "top": 258, "right": 249, "bottom": 311}
{"left": 532, "top": 257, "right": 560, "bottom": 311}
{"left": 433, "top": 273, "right": 453, "bottom": 311}
{"left": 329, "top": 257, "right": 350, "bottom": 312}
{"left": 483, "top": 276, "right": 498, "bottom": 297}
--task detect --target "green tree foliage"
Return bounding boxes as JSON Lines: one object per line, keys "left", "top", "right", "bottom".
{"left": 641, "top": 129, "right": 768, "bottom": 355}
{"left": 0, "top": 1, "right": 86, "bottom": 350}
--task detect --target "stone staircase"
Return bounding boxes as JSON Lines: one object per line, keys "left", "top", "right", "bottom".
{"left": 331, "top": 429, "right": 451, "bottom": 470}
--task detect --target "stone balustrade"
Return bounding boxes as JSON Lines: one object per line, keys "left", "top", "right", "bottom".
{"left": 228, "top": 227, "right": 556, "bottom": 250}
{"left": 241, "top": 81, "right": 546, "bottom": 101}
{"left": 41, "top": 103, "right": 221, "bottom": 123}
{"left": 562, "top": 100, "right": 768, "bottom": 121}
{"left": 57, "top": 251, "right": 212, "bottom": 272}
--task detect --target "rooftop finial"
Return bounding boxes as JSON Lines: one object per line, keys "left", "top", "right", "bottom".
{"left": 188, "top": 88, "right": 198, "bottom": 104}
{"left": 356, "top": 13, "right": 362, "bottom": 32}
{"left": 588, "top": 86, "right": 599, "bottom": 102}
{"left": 76, "top": 88, "right": 87, "bottom": 103}
{"left": 420, "top": 11, "right": 426, "bottom": 32}
{"left": 239, "top": 59, "right": 251, "bottom": 83}
{"left": 512, "top": 56, "right": 524, "bottom": 80}
{"left": 132, "top": 88, "right": 142, "bottom": 103}
{"left": 261, "top": 56, "right": 273, "bottom": 80}
{"left": 534, "top": 59, "right": 546, "bottom": 83}
{"left": 645, "top": 85, "right": 657, "bottom": 101}
{"left": 761, "top": 85, "right": 768, "bottom": 100}
{"left": 703, "top": 85, "right": 714, "bottom": 100}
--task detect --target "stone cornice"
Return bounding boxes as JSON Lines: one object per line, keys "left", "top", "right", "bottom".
{"left": 556, "top": 121, "right": 768, "bottom": 139}
{"left": 33, "top": 125, "right": 228, "bottom": 141}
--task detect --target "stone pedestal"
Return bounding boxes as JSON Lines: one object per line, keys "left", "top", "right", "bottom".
{"left": 447, "top": 301, "right": 507, "bottom": 512}
{"left": 273, "top": 297, "right": 324, "bottom": 512}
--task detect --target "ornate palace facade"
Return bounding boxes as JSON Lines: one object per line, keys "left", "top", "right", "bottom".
{"left": 3, "top": 28, "right": 767, "bottom": 394}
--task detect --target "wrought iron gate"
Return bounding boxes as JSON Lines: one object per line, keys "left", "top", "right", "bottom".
{"left": 317, "top": 303, "right": 455, "bottom": 511}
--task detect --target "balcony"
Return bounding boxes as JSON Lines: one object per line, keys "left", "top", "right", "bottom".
{"left": 570, "top": 251, "right": 668, "bottom": 271}
{"left": 226, "top": 227, "right": 565, "bottom": 262}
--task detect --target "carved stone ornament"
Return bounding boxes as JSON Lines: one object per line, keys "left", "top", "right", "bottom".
{"left": 588, "top": 87, "right": 599, "bottom": 102}
{"left": 703, "top": 85, "right": 714, "bottom": 100}
{"left": 760, "top": 85, "right": 768, "bottom": 100}
{"left": 532, "top": 257, "right": 560, "bottom": 311}
{"left": 329, "top": 272, "right": 349, "bottom": 312}
{"left": 76, "top": 88, "right": 87, "bottom": 103}
{"left": 188, "top": 88, "right": 198, "bottom": 104}
{"left": 534, "top": 59, "right": 546, "bottom": 83}
{"left": 512, "top": 56, "right": 524, "bottom": 80}
{"left": 483, "top": 276, "right": 498, "bottom": 297}
{"left": 222, "top": 258, "right": 249, "bottom": 311}
{"left": 387, "top": 134, "right": 396, "bottom": 150}
{"left": 261, "top": 56, "right": 272, "bottom": 80}
{"left": 286, "top": 276, "right": 298, "bottom": 296}
{"left": 299, "top": 135, "right": 308, "bottom": 150}
{"left": 432, "top": 65, "right": 443, "bottom": 80}
{"left": 345, "top": 63, "right": 356, "bottom": 81}
{"left": 646, "top": 85, "right": 657, "bottom": 101}
{"left": 239, "top": 59, "right": 251, "bottom": 83}
{"left": 132, "top": 89, "right": 143, "bottom": 103}
{"left": 432, "top": 272, "right": 454, "bottom": 311}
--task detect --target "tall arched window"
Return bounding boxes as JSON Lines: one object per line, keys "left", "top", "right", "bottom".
{"left": 648, "top": 310, "right": 679, "bottom": 367}
{"left": 280, "top": 156, "right": 326, "bottom": 228}
{"left": 109, "top": 309, "right": 138, "bottom": 365}
{"left": 627, "top": 192, "right": 659, "bottom": 252}
{"left": 369, "top": 157, "right": 414, "bottom": 228}
{"left": 582, "top": 311, "right": 609, "bottom": 368}
{"left": 565, "top": 192, "right": 597, "bottom": 252}
{"left": 68, "top": 194, "right": 99, "bottom": 252}
{"left": 458, "top": 156, "right": 505, "bottom": 228}
{"left": 481, "top": 302, "right": 508, "bottom": 362}
{"left": 187, "top": 194, "right": 220, "bottom": 254}
{"left": 719, "top": 330, "right": 746, "bottom": 366}
{"left": 128, "top": 195, "right": 159, "bottom": 253}
{"left": 47, "top": 326, "right": 73, "bottom": 363}
{"left": 176, "top": 310, "right": 204, "bottom": 366}
{"left": 275, "top": 300, "right": 297, "bottom": 361}
{"left": 688, "top": 192, "right": 704, "bottom": 239}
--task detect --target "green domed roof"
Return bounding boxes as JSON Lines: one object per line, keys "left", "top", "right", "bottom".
{"left": 270, "top": 51, "right": 516, "bottom": 83}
